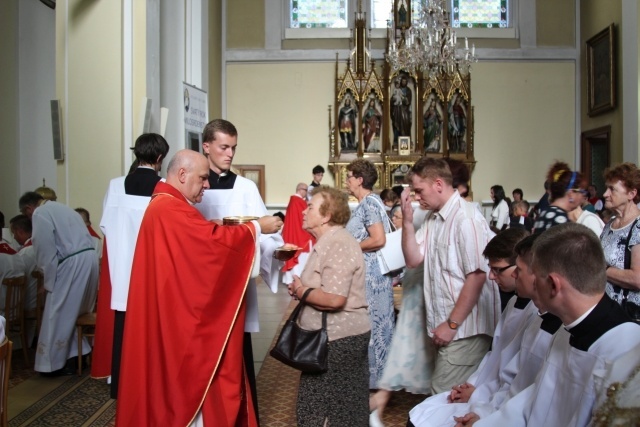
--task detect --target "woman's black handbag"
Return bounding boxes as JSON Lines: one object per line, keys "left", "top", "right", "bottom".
{"left": 270, "top": 288, "right": 328, "bottom": 373}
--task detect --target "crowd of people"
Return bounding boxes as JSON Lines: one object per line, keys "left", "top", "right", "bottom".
{"left": 279, "top": 157, "right": 640, "bottom": 427}
{"left": 3, "top": 122, "right": 640, "bottom": 427}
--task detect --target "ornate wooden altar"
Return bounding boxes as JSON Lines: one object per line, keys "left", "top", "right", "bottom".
{"left": 328, "top": 1, "right": 476, "bottom": 191}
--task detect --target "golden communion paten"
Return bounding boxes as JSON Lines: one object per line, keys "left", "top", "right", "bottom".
{"left": 222, "top": 216, "right": 259, "bottom": 225}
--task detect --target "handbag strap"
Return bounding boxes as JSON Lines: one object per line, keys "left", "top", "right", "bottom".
{"left": 367, "top": 194, "right": 396, "bottom": 232}
{"left": 623, "top": 217, "right": 640, "bottom": 270}
{"left": 289, "top": 287, "right": 327, "bottom": 329}
{"left": 619, "top": 217, "right": 640, "bottom": 301}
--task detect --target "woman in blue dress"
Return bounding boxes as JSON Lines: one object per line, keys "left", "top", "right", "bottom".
{"left": 345, "top": 159, "right": 395, "bottom": 389}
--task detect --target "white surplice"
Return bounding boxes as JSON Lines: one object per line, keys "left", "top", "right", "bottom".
{"left": 32, "top": 201, "right": 99, "bottom": 372}
{"left": 475, "top": 322, "right": 640, "bottom": 427}
{"left": 100, "top": 176, "right": 151, "bottom": 311}
{"left": 196, "top": 175, "right": 283, "bottom": 333}
{"left": 408, "top": 297, "right": 539, "bottom": 426}
{"left": 589, "top": 343, "right": 640, "bottom": 426}
{"left": 467, "top": 312, "right": 560, "bottom": 418}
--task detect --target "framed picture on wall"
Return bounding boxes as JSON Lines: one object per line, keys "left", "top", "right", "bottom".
{"left": 233, "top": 165, "right": 266, "bottom": 201}
{"left": 398, "top": 137, "right": 411, "bottom": 155}
{"left": 586, "top": 24, "right": 616, "bottom": 117}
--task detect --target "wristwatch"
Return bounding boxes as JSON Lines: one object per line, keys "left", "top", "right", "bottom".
{"left": 447, "top": 318, "right": 460, "bottom": 330}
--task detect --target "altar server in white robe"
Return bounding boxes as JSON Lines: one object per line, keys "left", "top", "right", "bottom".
{"left": 19, "top": 191, "right": 99, "bottom": 374}
{"left": 197, "top": 119, "right": 284, "bottom": 423}
{"left": 409, "top": 231, "right": 540, "bottom": 426}
{"left": 453, "top": 223, "right": 640, "bottom": 427}
{"left": 100, "top": 132, "right": 168, "bottom": 398}
{"left": 100, "top": 175, "right": 153, "bottom": 395}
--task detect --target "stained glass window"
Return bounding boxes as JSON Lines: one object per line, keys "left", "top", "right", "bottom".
{"left": 451, "top": 0, "right": 509, "bottom": 28}
{"left": 289, "top": 1, "right": 510, "bottom": 31}
{"left": 290, "top": 0, "right": 349, "bottom": 29}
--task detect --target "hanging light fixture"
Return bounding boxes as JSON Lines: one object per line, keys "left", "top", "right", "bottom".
{"left": 386, "top": 0, "right": 477, "bottom": 78}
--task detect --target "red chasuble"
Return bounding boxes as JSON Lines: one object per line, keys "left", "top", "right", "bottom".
{"left": 116, "top": 182, "right": 258, "bottom": 427}
{"left": 281, "top": 195, "right": 315, "bottom": 272}
{"left": 91, "top": 239, "right": 113, "bottom": 378}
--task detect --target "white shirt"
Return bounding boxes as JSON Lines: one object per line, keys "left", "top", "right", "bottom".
{"left": 415, "top": 191, "right": 500, "bottom": 339}
{"left": 491, "top": 199, "right": 510, "bottom": 230}
{"left": 576, "top": 210, "right": 605, "bottom": 237}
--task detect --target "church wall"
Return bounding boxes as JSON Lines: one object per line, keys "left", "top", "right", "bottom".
{"left": 56, "top": 0, "right": 125, "bottom": 221}
{"left": 17, "top": 1, "right": 57, "bottom": 215}
{"left": 580, "top": 0, "right": 623, "bottom": 164}
{"left": 472, "top": 61, "right": 576, "bottom": 202}
{"left": 227, "top": 0, "right": 265, "bottom": 49}
{"left": 537, "top": 0, "right": 575, "bottom": 47}
{"left": 0, "top": 1, "right": 21, "bottom": 218}
{"left": 226, "top": 61, "right": 576, "bottom": 205}
{"left": 226, "top": 62, "right": 336, "bottom": 204}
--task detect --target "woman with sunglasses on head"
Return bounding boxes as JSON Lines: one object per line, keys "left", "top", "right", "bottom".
{"left": 533, "top": 161, "right": 584, "bottom": 235}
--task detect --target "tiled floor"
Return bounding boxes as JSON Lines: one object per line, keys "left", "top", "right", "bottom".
{"left": 252, "top": 279, "right": 292, "bottom": 375}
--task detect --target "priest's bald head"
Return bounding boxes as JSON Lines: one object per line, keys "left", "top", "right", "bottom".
{"left": 530, "top": 223, "right": 606, "bottom": 322}
{"left": 166, "top": 149, "right": 210, "bottom": 204}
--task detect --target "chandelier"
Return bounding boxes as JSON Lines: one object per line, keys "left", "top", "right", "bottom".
{"left": 386, "top": 0, "right": 477, "bottom": 79}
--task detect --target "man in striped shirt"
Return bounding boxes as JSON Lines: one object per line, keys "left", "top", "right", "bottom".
{"left": 400, "top": 157, "right": 500, "bottom": 394}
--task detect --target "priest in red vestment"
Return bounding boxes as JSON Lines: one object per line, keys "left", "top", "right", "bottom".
{"left": 281, "top": 182, "right": 316, "bottom": 284}
{"left": 116, "top": 150, "right": 282, "bottom": 426}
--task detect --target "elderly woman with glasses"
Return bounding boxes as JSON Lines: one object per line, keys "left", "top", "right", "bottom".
{"left": 344, "top": 159, "right": 395, "bottom": 390}
{"left": 600, "top": 163, "right": 640, "bottom": 322}
{"left": 533, "top": 161, "right": 584, "bottom": 235}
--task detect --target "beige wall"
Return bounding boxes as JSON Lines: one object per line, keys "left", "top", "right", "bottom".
{"left": 56, "top": 0, "right": 125, "bottom": 221}
{"left": 580, "top": 0, "right": 622, "bottom": 163}
{"left": 537, "top": 0, "right": 575, "bottom": 47}
{"left": 0, "top": 1, "right": 20, "bottom": 216}
{"left": 226, "top": 61, "right": 576, "bottom": 205}
{"left": 472, "top": 61, "right": 576, "bottom": 202}
{"left": 226, "top": 62, "right": 336, "bottom": 204}
{"left": 227, "top": 0, "right": 264, "bottom": 49}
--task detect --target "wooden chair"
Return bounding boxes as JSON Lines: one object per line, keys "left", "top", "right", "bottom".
{"left": 24, "top": 270, "right": 45, "bottom": 348}
{"left": 0, "top": 338, "right": 12, "bottom": 427}
{"left": 2, "top": 276, "right": 29, "bottom": 367}
{"left": 75, "top": 312, "right": 96, "bottom": 376}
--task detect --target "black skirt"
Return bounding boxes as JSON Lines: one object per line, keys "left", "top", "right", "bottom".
{"left": 297, "top": 331, "right": 371, "bottom": 426}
